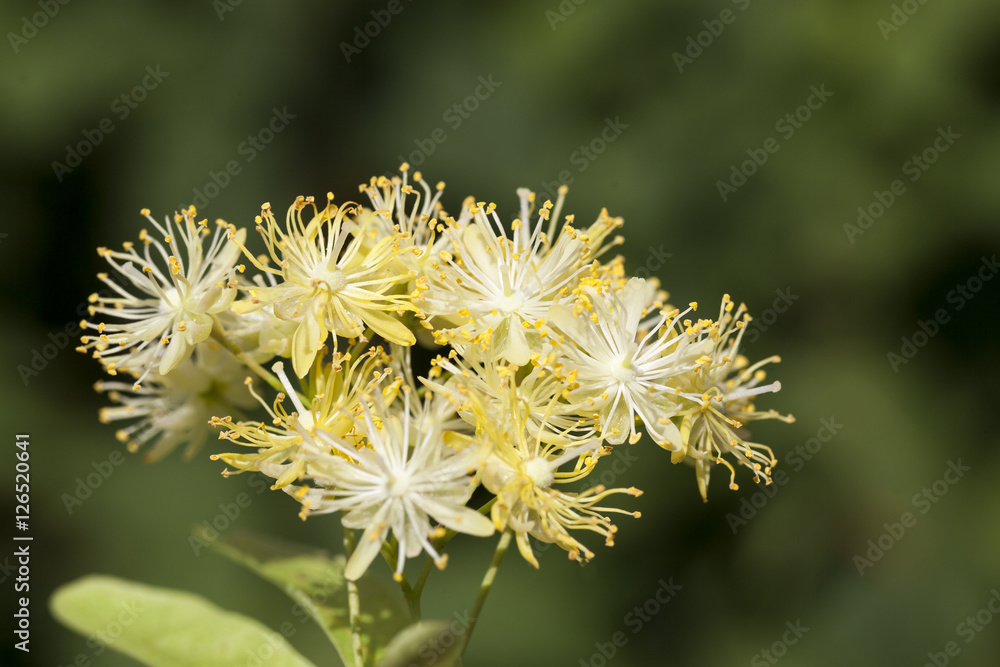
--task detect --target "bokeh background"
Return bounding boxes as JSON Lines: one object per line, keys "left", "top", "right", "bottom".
{"left": 3, "top": 1, "right": 1000, "bottom": 665}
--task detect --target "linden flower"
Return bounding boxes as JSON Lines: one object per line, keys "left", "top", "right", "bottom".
{"left": 77, "top": 207, "right": 245, "bottom": 387}
{"left": 358, "top": 165, "right": 453, "bottom": 276}
{"left": 671, "top": 295, "right": 795, "bottom": 500}
{"left": 218, "top": 305, "right": 298, "bottom": 364}
{"left": 288, "top": 388, "right": 495, "bottom": 581}
{"left": 96, "top": 343, "right": 255, "bottom": 462}
{"left": 387, "top": 344, "right": 474, "bottom": 440}
{"left": 229, "top": 194, "right": 418, "bottom": 378}
{"left": 548, "top": 277, "right": 713, "bottom": 447}
{"left": 531, "top": 185, "right": 625, "bottom": 262}
{"left": 460, "top": 377, "right": 641, "bottom": 568}
{"left": 421, "top": 193, "right": 592, "bottom": 365}
{"left": 426, "top": 345, "right": 591, "bottom": 446}
{"left": 212, "top": 348, "right": 392, "bottom": 490}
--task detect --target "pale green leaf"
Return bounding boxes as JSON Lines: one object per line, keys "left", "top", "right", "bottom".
{"left": 50, "top": 574, "right": 315, "bottom": 667}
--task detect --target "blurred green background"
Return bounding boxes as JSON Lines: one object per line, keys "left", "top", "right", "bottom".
{"left": 2, "top": 1, "right": 999, "bottom": 665}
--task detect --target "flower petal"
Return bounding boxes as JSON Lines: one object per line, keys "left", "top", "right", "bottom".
{"left": 159, "top": 332, "right": 191, "bottom": 375}
{"left": 422, "top": 499, "right": 495, "bottom": 538}
{"left": 291, "top": 317, "right": 322, "bottom": 378}
{"left": 355, "top": 307, "right": 416, "bottom": 346}
{"left": 345, "top": 524, "right": 387, "bottom": 581}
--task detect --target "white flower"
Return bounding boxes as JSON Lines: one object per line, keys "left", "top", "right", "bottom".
{"left": 388, "top": 343, "right": 473, "bottom": 440}
{"left": 78, "top": 207, "right": 244, "bottom": 387}
{"left": 671, "top": 295, "right": 795, "bottom": 499}
{"left": 462, "top": 378, "right": 641, "bottom": 568}
{"left": 212, "top": 350, "right": 391, "bottom": 489}
{"left": 96, "top": 342, "right": 255, "bottom": 461}
{"left": 422, "top": 193, "right": 590, "bottom": 365}
{"left": 290, "top": 389, "right": 494, "bottom": 581}
{"left": 425, "top": 344, "right": 591, "bottom": 447}
{"left": 358, "top": 165, "right": 452, "bottom": 272}
{"left": 549, "top": 277, "right": 712, "bottom": 446}
{"left": 229, "top": 194, "right": 417, "bottom": 378}
{"left": 218, "top": 306, "right": 298, "bottom": 363}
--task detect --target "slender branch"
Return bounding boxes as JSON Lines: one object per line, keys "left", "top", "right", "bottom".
{"left": 459, "top": 530, "right": 513, "bottom": 657}
{"left": 412, "top": 554, "right": 436, "bottom": 601}
{"left": 209, "top": 324, "right": 284, "bottom": 395}
{"left": 343, "top": 529, "right": 365, "bottom": 667}
{"left": 210, "top": 322, "right": 315, "bottom": 408}
{"left": 380, "top": 538, "right": 420, "bottom": 621}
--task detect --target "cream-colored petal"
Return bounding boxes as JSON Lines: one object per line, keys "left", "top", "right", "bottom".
{"left": 422, "top": 500, "right": 495, "bottom": 537}
{"left": 291, "top": 317, "right": 322, "bottom": 378}
{"left": 344, "top": 524, "right": 387, "bottom": 581}
{"left": 159, "top": 331, "right": 191, "bottom": 375}
{"left": 602, "top": 393, "right": 632, "bottom": 445}
{"left": 355, "top": 307, "right": 415, "bottom": 346}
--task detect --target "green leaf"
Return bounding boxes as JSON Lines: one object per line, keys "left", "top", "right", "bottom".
{"left": 378, "top": 621, "right": 465, "bottom": 667}
{"left": 50, "top": 575, "right": 315, "bottom": 667}
{"left": 201, "top": 529, "right": 411, "bottom": 666}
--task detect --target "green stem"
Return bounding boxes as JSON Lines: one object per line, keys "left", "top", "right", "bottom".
{"left": 376, "top": 498, "right": 501, "bottom": 627}
{"left": 459, "top": 530, "right": 513, "bottom": 657}
{"left": 210, "top": 322, "right": 315, "bottom": 408}
{"left": 412, "top": 554, "right": 436, "bottom": 601}
{"left": 380, "top": 539, "right": 421, "bottom": 621}
{"left": 343, "top": 530, "right": 365, "bottom": 667}
{"left": 209, "top": 325, "right": 284, "bottom": 395}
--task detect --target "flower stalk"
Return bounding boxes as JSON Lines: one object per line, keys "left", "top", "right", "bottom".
{"left": 459, "top": 530, "right": 513, "bottom": 657}
{"left": 343, "top": 529, "right": 365, "bottom": 667}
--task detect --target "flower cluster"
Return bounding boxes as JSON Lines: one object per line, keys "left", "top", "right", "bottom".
{"left": 80, "top": 165, "right": 792, "bottom": 580}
